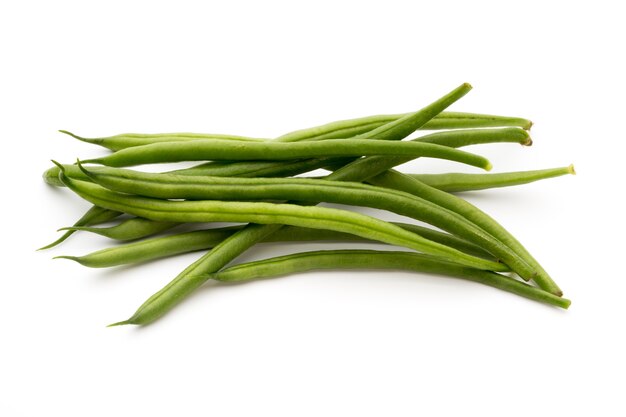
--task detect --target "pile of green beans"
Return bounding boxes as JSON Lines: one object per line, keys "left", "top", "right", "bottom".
{"left": 41, "top": 83, "right": 574, "bottom": 326}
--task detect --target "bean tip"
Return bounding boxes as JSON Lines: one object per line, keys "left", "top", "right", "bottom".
{"left": 525, "top": 120, "right": 534, "bottom": 131}
{"left": 76, "top": 159, "right": 93, "bottom": 178}
{"left": 107, "top": 320, "right": 133, "bottom": 328}
{"left": 484, "top": 161, "right": 493, "bottom": 172}
{"left": 59, "top": 129, "right": 98, "bottom": 144}
{"left": 51, "top": 160, "right": 65, "bottom": 172}
{"left": 53, "top": 255, "right": 79, "bottom": 263}
{"left": 58, "top": 130, "right": 78, "bottom": 139}
{"left": 568, "top": 164, "right": 576, "bottom": 175}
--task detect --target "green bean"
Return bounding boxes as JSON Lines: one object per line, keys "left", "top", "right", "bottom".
{"left": 172, "top": 128, "right": 527, "bottom": 178}
{"left": 59, "top": 217, "right": 178, "bottom": 241}
{"left": 313, "top": 129, "right": 551, "bottom": 289}
{"left": 408, "top": 165, "right": 575, "bottom": 192}
{"left": 113, "top": 83, "right": 485, "bottom": 325}
{"left": 55, "top": 223, "right": 493, "bottom": 268}
{"left": 76, "top": 163, "right": 531, "bottom": 274}
{"left": 218, "top": 250, "right": 570, "bottom": 308}
{"left": 108, "top": 247, "right": 569, "bottom": 326}
{"left": 60, "top": 112, "right": 531, "bottom": 152}
{"left": 43, "top": 127, "right": 524, "bottom": 186}
{"left": 81, "top": 138, "right": 492, "bottom": 170}
{"left": 43, "top": 158, "right": 350, "bottom": 187}
{"left": 274, "top": 112, "right": 531, "bottom": 142}
{"left": 38, "top": 205, "right": 122, "bottom": 250}
{"left": 326, "top": 127, "right": 529, "bottom": 181}
{"left": 77, "top": 163, "right": 530, "bottom": 276}
{"left": 59, "top": 130, "right": 267, "bottom": 151}
{"left": 368, "top": 170, "right": 562, "bottom": 295}
{"left": 58, "top": 170, "right": 504, "bottom": 272}
{"left": 198, "top": 250, "right": 569, "bottom": 309}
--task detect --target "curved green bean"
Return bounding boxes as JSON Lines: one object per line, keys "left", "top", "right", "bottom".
{"left": 409, "top": 165, "right": 575, "bottom": 192}
{"left": 60, "top": 217, "right": 178, "bottom": 241}
{"left": 81, "top": 138, "right": 492, "bottom": 170}
{"left": 198, "top": 250, "right": 569, "bottom": 309}
{"left": 368, "top": 170, "right": 561, "bottom": 294}
{"left": 43, "top": 127, "right": 525, "bottom": 187}
{"left": 327, "top": 128, "right": 529, "bottom": 181}
{"left": 55, "top": 222, "right": 493, "bottom": 268}
{"left": 76, "top": 163, "right": 533, "bottom": 277}
{"left": 60, "top": 111, "right": 531, "bottom": 152}
{"left": 58, "top": 170, "right": 504, "bottom": 272}
{"left": 275, "top": 112, "right": 531, "bottom": 142}
{"left": 173, "top": 128, "right": 526, "bottom": 178}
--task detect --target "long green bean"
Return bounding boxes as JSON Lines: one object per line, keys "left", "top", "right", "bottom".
{"left": 43, "top": 127, "right": 526, "bottom": 186}
{"left": 81, "top": 138, "right": 492, "bottom": 170}
{"left": 58, "top": 170, "right": 503, "bottom": 272}
{"left": 197, "top": 250, "right": 569, "bottom": 309}
{"left": 75, "top": 163, "right": 524, "bottom": 270}
{"left": 409, "top": 165, "right": 575, "bottom": 192}
{"left": 55, "top": 223, "right": 493, "bottom": 268}
{"left": 271, "top": 112, "right": 531, "bottom": 142}
{"left": 60, "top": 111, "right": 531, "bottom": 152}
{"left": 173, "top": 127, "right": 527, "bottom": 177}
{"left": 368, "top": 170, "right": 561, "bottom": 294}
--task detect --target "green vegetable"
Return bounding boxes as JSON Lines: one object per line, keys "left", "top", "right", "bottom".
{"left": 43, "top": 82, "right": 570, "bottom": 327}
{"left": 58, "top": 171, "right": 504, "bottom": 272}
{"left": 368, "top": 170, "right": 562, "bottom": 295}
{"left": 81, "top": 138, "right": 492, "bottom": 170}
{"left": 409, "top": 165, "right": 575, "bottom": 192}
{"left": 110, "top": 83, "right": 478, "bottom": 325}
{"left": 201, "top": 250, "right": 570, "bottom": 309}
{"left": 60, "top": 111, "right": 531, "bottom": 152}
{"left": 55, "top": 223, "right": 492, "bottom": 268}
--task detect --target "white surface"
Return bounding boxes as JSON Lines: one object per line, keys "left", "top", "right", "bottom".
{"left": 1, "top": 1, "right": 624, "bottom": 416}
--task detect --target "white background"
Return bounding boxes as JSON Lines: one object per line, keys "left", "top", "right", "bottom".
{"left": 1, "top": 1, "right": 624, "bottom": 416}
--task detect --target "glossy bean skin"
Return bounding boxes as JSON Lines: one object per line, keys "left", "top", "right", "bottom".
{"left": 82, "top": 138, "right": 492, "bottom": 170}
{"left": 56, "top": 222, "right": 493, "bottom": 268}
{"left": 409, "top": 165, "right": 574, "bottom": 192}
{"left": 38, "top": 205, "right": 121, "bottom": 250}
{"left": 113, "top": 83, "right": 483, "bottom": 325}
{"left": 203, "top": 250, "right": 569, "bottom": 309}
{"left": 60, "top": 217, "right": 178, "bottom": 241}
{"left": 59, "top": 172, "right": 504, "bottom": 272}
